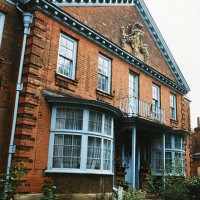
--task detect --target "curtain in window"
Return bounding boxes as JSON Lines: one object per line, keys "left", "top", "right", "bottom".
{"left": 56, "top": 108, "right": 83, "bottom": 130}
{"left": 53, "top": 135, "right": 81, "bottom": 168}
{"left": 53, "top": 135, "right": 63, "bottom": 168}
{"left": 103, "top": 139, "right": 111, "bottom": 170}
{"left": 104, "top": 115, "right": 111, "bottom": 135}
{"left": 88, "top": 111, "right": 102, "bottom": 133}
{"left": 87, "top": 137, "right": 101, "bottom": 169}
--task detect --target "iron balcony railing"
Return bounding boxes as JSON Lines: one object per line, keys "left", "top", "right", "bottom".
{"left": 119, "top": 96, "right": 165, "bottom": 124}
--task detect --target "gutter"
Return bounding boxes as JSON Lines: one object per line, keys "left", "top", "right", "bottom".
{"left": 6, "top": 10, "right": 33, "bottom": 192}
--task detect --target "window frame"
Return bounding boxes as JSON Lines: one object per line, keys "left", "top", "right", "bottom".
{"left": 48, "top": 106, "right": 114, "bottom": 174}
{"left": 97, "top": 54, "right": 112, "bottom": 94}
{"left": 0, "top": 12, "right": 5, "bottom": 48}
{"left": 152, "top": 83, "right": 160, "bottom": 114}
{"left": 152, "top": 135, "right": 185, "bottom": 175}
{"left": 57, "top": 33, "right": 77, "bottom": 80}
{"left": 170, "top": 93, "right": 177, "bottom": 120}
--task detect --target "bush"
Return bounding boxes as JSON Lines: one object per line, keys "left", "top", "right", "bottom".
{"left": 185, "top": 177, "right": 200, "bottom": 200}
{"left": 146, "top": 173, "right": 189, "bottom": 200}
{"left": 40, "top": 177, "right": 58, "bottom": 200}
{"left": 0, "top": 164, "right": 26, "bottom": 200}
{"left": 123, "top": 188, "right": 146, "bottom": 200}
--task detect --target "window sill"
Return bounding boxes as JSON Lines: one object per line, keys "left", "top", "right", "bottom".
{"left": 45, "top": 169, "right": 114, "bottom": 175}
{"left": 96, "top": 89, "right": 114, "bottom": 101}
{"left": 55, "top": 73, "right": 78, "bottom": 89}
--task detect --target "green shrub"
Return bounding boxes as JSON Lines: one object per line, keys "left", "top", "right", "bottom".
{"left": 40, "top": 177, "right": 58, "bottom": 200}
{"left": 185, "top": 177, "right": 200, "bottom": 200}
{"left": 123, "top": 188, "right": 146, "bottom": 200}
{"left": 146, "top": 173, "right": 189, "bottom": 200}
{"left": 0, "top": 164, "right": 26, "bottom": 200}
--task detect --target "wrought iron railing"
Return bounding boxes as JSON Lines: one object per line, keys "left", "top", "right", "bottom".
{"left": 119, "top": 96, "right": 165, "bottom": 124}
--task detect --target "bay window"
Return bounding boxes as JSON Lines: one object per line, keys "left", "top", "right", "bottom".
{"left": 153, "top": 135, "right": 185, "bottom": 174}
{"left": 48, "top": 107, "right": 114, "bottom": 174}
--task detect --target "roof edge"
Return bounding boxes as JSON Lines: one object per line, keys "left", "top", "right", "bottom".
{"left": 135, "top": 0, "right": 190, "bottom": 92}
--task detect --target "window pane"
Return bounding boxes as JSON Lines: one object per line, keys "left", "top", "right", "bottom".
{"left": 175, "top": 136, "right": 181, "bottom": 149}
{"left": 165, "top": 152, "right": 172, "bottom": 172}
{"left": 155, "top": 152, "right": 162, "bottom": 173}
{"left": 56, "top": 108, "right": 83, "bottom": 130}
{"left": 104, "top": 115, "right": 112, "bottom": 135}
{"left": 53, "top": 135, "right": 81, "bottom": 169}
{"left": 98, "top": 55, "right": 111, "bottom": 93}
{"left": 103, "top": 139, "right": 111, "bottom": 170}
{"left": 165, "top": 135, "right": 171, "bottom": 149}
{"left": 87, "top": 137, "right": 101, "bottom": 169}
{"left": 88, "top": 111, "right": 102, "bottom": 133}
{"left": 57, "top": 34, "right": 76, "bottom": 79}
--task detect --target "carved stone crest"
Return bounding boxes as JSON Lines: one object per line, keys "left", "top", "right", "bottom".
{"left": 120, "top": 23, "right": 149, "bottom": 63}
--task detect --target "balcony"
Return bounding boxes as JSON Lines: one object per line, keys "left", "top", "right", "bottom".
{"left": 118, "top": 96, "right": 165, "bottom": 124}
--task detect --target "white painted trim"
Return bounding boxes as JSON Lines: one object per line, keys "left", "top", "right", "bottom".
{"left": 131, "top": 125, "right": 136, "bottom": 187}
{"left": 47, "top": 106, "right": 114, "bottom": 174}
{"left": 57, "top": 33, "right": 77, "bottom": 80}
{"left": 0, "top": 12, "right": 5, "bottom": 48}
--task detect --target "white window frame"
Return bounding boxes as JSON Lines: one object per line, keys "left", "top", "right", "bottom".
{"left": 152, "top": 84, "right": 160, "bottom": 113}
{"left": 57, "top": 33, "right": 77, "bottom": 80}
{"left": 170, "top": 93, "right": 177, "bottom": 120}
{"left": 97, "top": 54, "right": 111, "bottom": 94}
{"left": 0, "top": 12, "right": 5, "bottom": 48}
{"left": 152, "top": 135, "right": 185, "bottom": 175}
{"left": 47, "top": 107, "right": 114, "bottom": 174}
{"left": 129, "top": 72, "right": 138, "bottom": 116}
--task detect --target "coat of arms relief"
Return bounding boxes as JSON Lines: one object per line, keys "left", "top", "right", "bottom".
{"left": 120, "top": 23, "right": 149, "bottom": 63}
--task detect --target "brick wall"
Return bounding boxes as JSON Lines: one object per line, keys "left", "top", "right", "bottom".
{"left": 0, "top": 0, "right": 23, "bottom": 173}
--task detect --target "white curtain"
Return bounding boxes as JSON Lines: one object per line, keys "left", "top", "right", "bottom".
{"left": 103, "top": 139, "right": 111, "bottom": 170}
{"left": 104, "top": 115, "right": 111, "bottom": 135}
{"left": 88, "top": 111, "right": 102, "bottom": 133}
{"left": 56, "top": 108, "right": 83, "bottom": 130}
{"left": 87, "top": 137, "right": 101, "bottom": 169}
{"left": 53, "top": 135, "right": 81, "bottom": 169}
{"left": 53, "top": 135, "right": 63, "bottom": 168}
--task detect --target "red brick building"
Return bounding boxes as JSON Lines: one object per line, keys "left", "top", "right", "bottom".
{"left": 0, "top": 0, "right": 191, "bottom": 198}
{"left": 187, "top": 118, "right": 200, "bottom": 177}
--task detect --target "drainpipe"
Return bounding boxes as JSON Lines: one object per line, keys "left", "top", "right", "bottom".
{"left": 6, "top": 12, "right": 33, "bottom": 190}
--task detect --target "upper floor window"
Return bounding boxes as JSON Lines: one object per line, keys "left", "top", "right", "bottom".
{"left": 98, "top": 54, "right": 111, "bottom": 94}
{"left": 129, "top": 72, "right": 138, "bottom": 115}
{"left": 170, "top": 93, "right": 177, "bottom": 120}
{"left": 152, "top": 84, "right": 160, "bottom": 114}
{"left": 0, "top": 12, "right": 5, "bottom": 48}
{"left": 57, "top": 34, "right": 77, "bottom": 79}
{"left": 48, "top": 107, "right": 114, "bottom": 174}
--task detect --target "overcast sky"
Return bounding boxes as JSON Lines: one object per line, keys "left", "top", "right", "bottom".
{"left": 143, "top": 0, "right": 200, "bottom": 129}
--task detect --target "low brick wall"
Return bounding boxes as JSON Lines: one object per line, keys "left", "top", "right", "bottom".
{"left": 47, "top": 173, "right": 113, "bottom": 194}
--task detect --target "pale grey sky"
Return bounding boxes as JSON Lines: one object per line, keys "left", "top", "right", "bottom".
{"left": 144, "top": 0, "right": 200, "bottom": 129}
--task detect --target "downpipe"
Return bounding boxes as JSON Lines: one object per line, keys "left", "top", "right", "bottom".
{"left": 5, "top": 12, "right": 33, "bottom": 193}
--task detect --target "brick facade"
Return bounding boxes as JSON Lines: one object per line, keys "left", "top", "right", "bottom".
{"left": 186, "top": 118, "right": 200, "bottom": 177}
{"left": 0, "top": 0, "right": 191, "bottom": 195}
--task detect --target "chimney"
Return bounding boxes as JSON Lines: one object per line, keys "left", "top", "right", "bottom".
{"left": 198, "top": 117, "right": 200, "bottom": 128}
